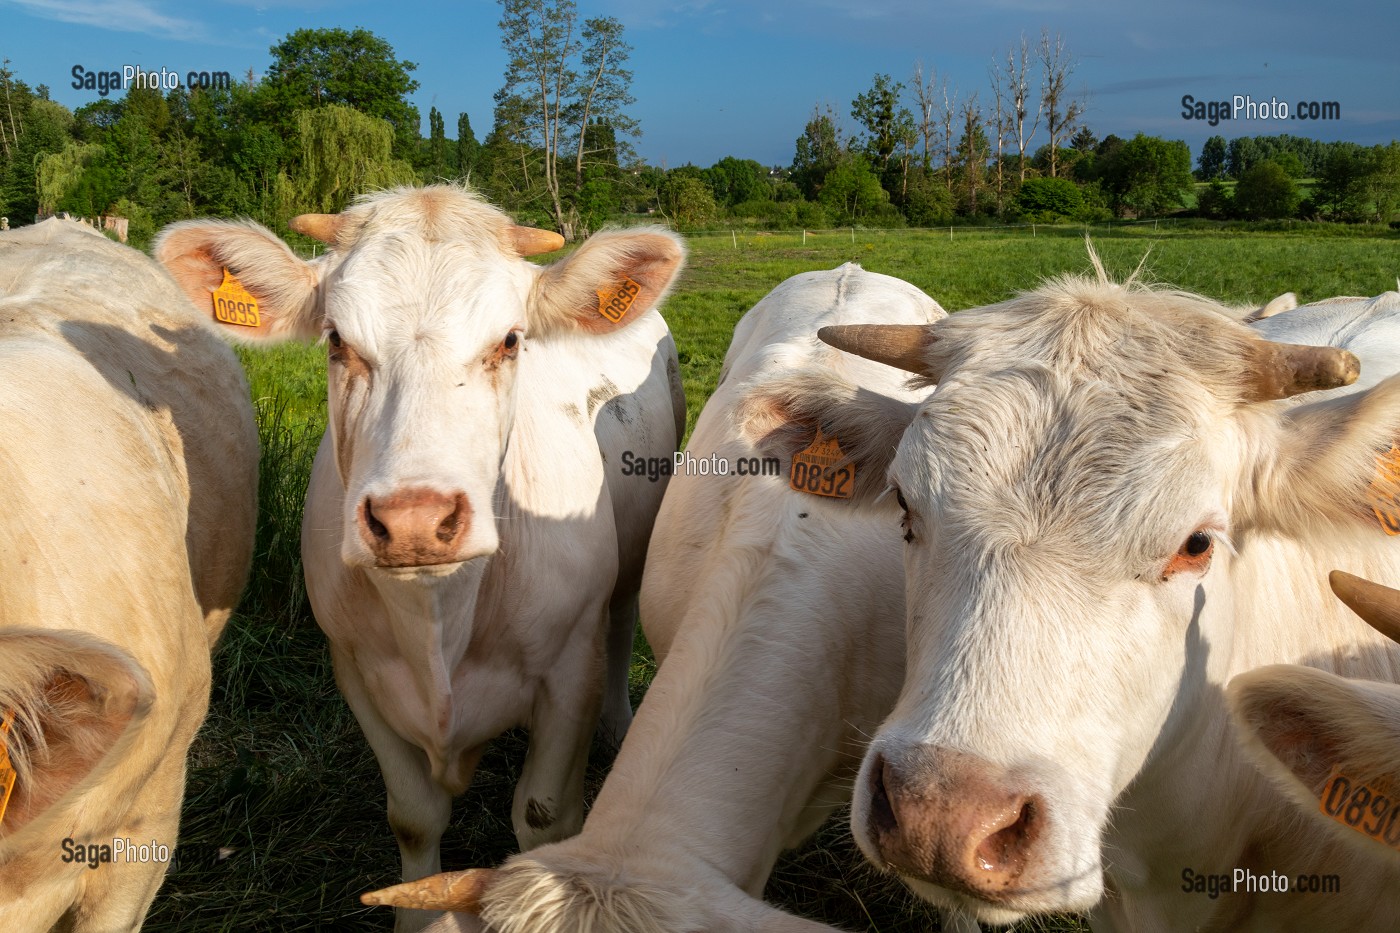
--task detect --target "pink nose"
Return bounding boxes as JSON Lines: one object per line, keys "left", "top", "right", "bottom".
{"left": 864, "top": 747, "right": 1044, "bottom": 901}
{"left": 358, "top": 488, "right": 471, "bottom": 567}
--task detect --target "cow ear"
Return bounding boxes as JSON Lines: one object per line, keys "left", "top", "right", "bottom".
{"left": 154, "top": 219, "right": 323, "bottom": 342}
{"left": 736, "top": 368, "right": 920, "bottom": 504}
{"left": 0, "top": 630, "right": 154, "bottom": 834}
{"left": 1238, "top": 375, "right": 1400, "bottom": 536}
{"left": 1228, "top": 665, "right": 1400, "bottom": 858}
{"left": 530, "top": 228, "right": 684, "bottom": 336}
{"left": 1241, "top": 292, "right": 1298, "bottom": 324}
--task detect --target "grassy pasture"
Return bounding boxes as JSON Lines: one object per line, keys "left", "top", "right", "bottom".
{"left": 146, "top": 227, "right": 1397, "bottom": 931}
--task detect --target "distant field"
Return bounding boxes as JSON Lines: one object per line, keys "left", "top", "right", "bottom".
{"left": 147, "top": 227, "right": 1397, "bottom": 932}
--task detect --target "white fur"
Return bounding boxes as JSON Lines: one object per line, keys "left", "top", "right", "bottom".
{"left": 466, "top": 266, "right": 954, "bottom": 932}
{"left": 0, "top": 220, "right": 256, "bottom": 930}
{"left": 155, "top": 186, "right": 685, "bottom": 933}
{"left": 842, "top": 277, "right": 1400, "bottom": 930}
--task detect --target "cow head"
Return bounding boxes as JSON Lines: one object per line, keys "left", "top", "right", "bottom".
{"left": 814, "top": 274, "right": 1399, "bottom": 922}
{"left": 156, "top": 186, "right": 683, "bottom": 575}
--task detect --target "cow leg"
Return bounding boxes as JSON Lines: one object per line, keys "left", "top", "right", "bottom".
{"left": 599, "top": 590, "right": 637, "bottom": 748}
{"left": 334, "top": 650, "right": 454, "bottom": 933}
{"left": 512, "top": 655, "right": 602, "bottom": 851}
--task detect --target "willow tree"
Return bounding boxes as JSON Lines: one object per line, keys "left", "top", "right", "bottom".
{"left": 293, "top": 104, "right": 416, "bottom": 213}
{"left": 36, "top": 141, "right": 103, "bottom": 214}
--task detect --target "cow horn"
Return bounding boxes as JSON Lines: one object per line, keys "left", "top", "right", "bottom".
{"left": 817, "top": 324, "right": 939, "bottom": 378}
{"left": 1244, "top": 341, "right": 1359, "bottom": 402}
{"left": 511, "top": 224, "right": 565, "bottom": 256}
{"left": 289, "top": 213, "right": 345, "bottom": 246}
{"left": 1330, "top": 570, "right": 1400, "bottom": 645}
{"left": 361, "top": 868, "right": 499, "bottom": 912}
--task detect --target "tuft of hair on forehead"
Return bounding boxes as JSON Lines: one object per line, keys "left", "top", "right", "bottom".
{"left": 922, "top": 269, "right": 1263, "bottom": 407}
{"left": 332, "top": 183, "right": 515, "bottom": 253}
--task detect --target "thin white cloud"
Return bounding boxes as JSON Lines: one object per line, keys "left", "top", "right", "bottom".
{"left": 2, "top": 0, "right": 208, "bottom": 41}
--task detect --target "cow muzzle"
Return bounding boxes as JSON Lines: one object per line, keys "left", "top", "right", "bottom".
{"left": 357, "top": 487, "right": 473, "bottom": 568}
{"left": 863, "top": 746, "right": 1047, "bottom": 903}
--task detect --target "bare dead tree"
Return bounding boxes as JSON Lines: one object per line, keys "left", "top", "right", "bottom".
{"left": 987, "top": 53, "right": 1011, "bottom": 211}
{"left": 939, "top": 80, "right": 958, "bottom": 193}
{"left": 911, "top": 60, "right": 938, "bottom": 171}
{"left": 1037, "top": 28, "right": 1086, "bottom": 178}
{"left": 1006, "top": 35, "right": 1040, "bottom": 183}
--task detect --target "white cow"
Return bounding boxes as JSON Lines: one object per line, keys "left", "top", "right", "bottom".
{"left": 359, "top": 265, "right": 960, "bottom": 932}
{"left": 0, "top": 220, "right": 257, "bottom": 930}
{"left": 1230, "top": 570, "right": 1400, "bottom": 861}
{"left": 155, "top": 185, "right": 685, "bottom": 931}
{"left": 806, "top": 273, "right": 1400, "bottom": 931}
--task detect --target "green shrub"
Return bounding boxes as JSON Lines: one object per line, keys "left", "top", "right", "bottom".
{"left": 1013, "top": 177, "right": 1085, "bottom": 222}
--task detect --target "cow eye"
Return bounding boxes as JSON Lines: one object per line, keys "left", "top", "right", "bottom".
{"left": 328, "top": 329, "right": 343, "bottom": 350}
{"left": 503, "top": 331, "right": 519, "bottom": 351}
{"left": 1163, "top": 529, "right": 1215, "bottom": 580}
{"left": 893, "top": 487, "right": 914, "bottom": 543}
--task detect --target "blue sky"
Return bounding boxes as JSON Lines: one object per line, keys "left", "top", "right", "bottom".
{"left": 2, "top": 0, "right": 1396, "bottom": 168}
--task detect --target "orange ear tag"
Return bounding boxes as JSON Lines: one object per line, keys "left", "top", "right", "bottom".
{"left": 1367, "top": 445, "right": 1400, "bottom": 535}
{"left": 789, "top": 430, "right": 855, "bottom": 499}
{"left": 596, "top": 277, "right": 641, "bottom": 324}
{"left": 1319, "top": 767, "right": 1400, "bottom": 851}
{"left": 211, "top": 269, "right": 261, "bottom": 328}
{"left": 0, "top": 710, "right": 17, "bottom": 825}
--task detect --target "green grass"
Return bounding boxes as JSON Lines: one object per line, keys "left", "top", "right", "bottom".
{"left": 146, "top": 226, "right": 1396, "bottom": 931}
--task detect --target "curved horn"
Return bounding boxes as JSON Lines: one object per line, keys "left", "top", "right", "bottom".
{"left": 818, "top": 324, "right": 939, "bottom": 377}
{"left": 1330, "top": 570, "right": 1400, "bottom": 645}
{"left": 511, "top": 224, "right": 565, "bottom": 256}
{"left": 361, "top": 868, "right": 499, "bottom": 912}
{"left": 289, "top": 213, "right": 345, "bottom": 246}
{"left": 1244, "top": 341, "right": 1359, "bottom": 402}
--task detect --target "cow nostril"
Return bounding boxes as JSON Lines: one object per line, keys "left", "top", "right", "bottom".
{"left": 975, "top": 798, "right": 1037, "bottom": 875}
{"left": 363, "top": 499, "right": 389, "bottom": 541}
{"left": 436, "top": 502, "right": 464, "bottom": 543}
{"left": 867, "top": 754, "right": 899, "bottom": 838}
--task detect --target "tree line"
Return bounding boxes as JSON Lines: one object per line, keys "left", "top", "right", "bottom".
{"left": 1, "top": 11, "right": 1396, "bottom": 250}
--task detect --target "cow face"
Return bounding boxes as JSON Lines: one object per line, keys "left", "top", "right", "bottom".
{"left": 157, "top": 186, "right": 683, "bottom": 575}
{"left": 816, "top": 276, "right": 1395, "bottom": 922}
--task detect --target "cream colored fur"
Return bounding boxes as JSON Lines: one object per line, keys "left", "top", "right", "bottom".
{"left": 836, "top": 270, "right": 1400, "bottom": 930}
{"left": 0, "top": 219, "right": 257, "bottom": 931}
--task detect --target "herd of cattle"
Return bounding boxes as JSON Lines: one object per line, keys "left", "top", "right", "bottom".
{"left": 1, "top": 183, "right": 1398, "bottom": 933}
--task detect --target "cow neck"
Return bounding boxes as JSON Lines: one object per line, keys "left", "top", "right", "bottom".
{"left": 369, "top": 560, "right": 488, "bottom": 749}
{"left": 583, "top": 569, "right": 859, "bottom": 892}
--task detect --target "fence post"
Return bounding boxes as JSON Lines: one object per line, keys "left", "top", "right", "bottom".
{"left": 731, "top": 230, "right": 737, "bottom": 249}
{"left": 949, "top": 227, "right": 953, "bottom": 240}
{"left": 850, "top": 227, "right": 855, "bottom": 244}
{"left": 1032, "top": 223, "right": 1036, "bottom": 238}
